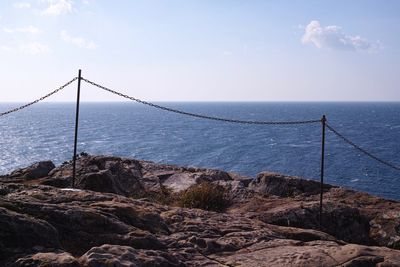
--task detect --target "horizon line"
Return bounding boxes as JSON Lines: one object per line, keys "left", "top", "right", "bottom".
{"left": 1, "top": 100, "right": 400, "bottom": 104}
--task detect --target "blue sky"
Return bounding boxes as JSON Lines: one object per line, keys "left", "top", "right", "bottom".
{"left": 1, "top": 0, "right": 400, "bottom": 101}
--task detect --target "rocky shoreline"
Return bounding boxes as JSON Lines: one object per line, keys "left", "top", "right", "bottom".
{"left": 1, "top": 154, "right": 400, "bottom": 266}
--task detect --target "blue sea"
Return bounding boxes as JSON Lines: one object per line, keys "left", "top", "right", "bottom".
{"left": 0, "top": 102, "right": 399, "bottom": 200}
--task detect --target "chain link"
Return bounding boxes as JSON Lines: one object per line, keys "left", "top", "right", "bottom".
{"left": 0, "top": 77, "right": 78, "bottom": 117}
{"left": 326, "top": 123, "right": 400, "bottom": 171}
{"left": 82, "top": 78, "right": 321, "bottom": 125}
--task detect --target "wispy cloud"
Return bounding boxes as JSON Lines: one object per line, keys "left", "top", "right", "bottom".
{"left": 13, "top": 2, "right": 31, "bottom": 9}
{"left": 60, "top": 30, "right": 97, "bottom": 49}
{"left": 0, "top": 42, "right": 52, "bottom": 55}
{"left": 301, "top": 20, "right": 380, "bottom": 51}
{"left": 0, "top": 45, "right": 13, "bottom": 52}
{"left": 19, "top": 42, "right": 52, "bottom": 55}
{"left": 3, "top": 26, "right": 42, "bottom": 34}
{"left": 42, "top": 0, "right": 72, "bottom": 16}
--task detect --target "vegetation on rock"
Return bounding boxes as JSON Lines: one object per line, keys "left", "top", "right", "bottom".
{"left": 179, "top": 182, "right": 229, "bottom": 211}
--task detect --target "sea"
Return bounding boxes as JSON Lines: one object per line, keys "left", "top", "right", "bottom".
{"left": 0, "top": 102, "right": 399, "bottom": 200}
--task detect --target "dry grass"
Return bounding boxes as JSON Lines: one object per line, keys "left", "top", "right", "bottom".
{"left": 131, "top": 182, "right": 230, "bottom": 212}
{"left": 130, "top": 185, "right": 177, "bottom": 205}
{"left": 178, "top": 182, "right": 229, "bottom": 212}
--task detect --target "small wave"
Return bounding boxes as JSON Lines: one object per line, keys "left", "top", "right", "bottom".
{"left": 350, "top": 178, "right": 359, "bottom": 182}
{"left": 287, "top": 144, "right": 310, "bottom": 148}
{"left": 91, "top": 140, "right": 106, "bottom": 144}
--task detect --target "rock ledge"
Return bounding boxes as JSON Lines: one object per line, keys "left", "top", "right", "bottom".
{"left": 1, "top": 155, "right": 400, "bottom": 266}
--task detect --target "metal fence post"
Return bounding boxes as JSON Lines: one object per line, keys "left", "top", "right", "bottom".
{"left": 72, "top": 69, "right": 82, "bottom": 188}
{"left": 319, "top": 115, "right": 326, "bottom": 227}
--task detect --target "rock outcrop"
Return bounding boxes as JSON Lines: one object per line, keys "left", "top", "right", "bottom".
{"left": 249, "top": 172, "right": 333, "bottom": 197}
{"left": 2, "top": 161, "right": 55, "bottom": 182}
{"left": 1, "top": 154, "right": 400, "bottom": 266}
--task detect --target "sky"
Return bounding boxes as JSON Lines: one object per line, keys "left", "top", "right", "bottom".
{"left": 1, "top": 0, "right": 400, "bottom": 102}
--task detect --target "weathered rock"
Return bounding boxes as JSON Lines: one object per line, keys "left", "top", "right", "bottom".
{"left": 5, "top": 161, "right": 55, "bottom": 181}
{"left": 0, "top": 207, "right": 60, "bottom": 261}
{"left": 45, "top": 155, "right": 236, "bottom": 196}
{"left": 48, "top": 156, "right": 144, "bottom": 196}
{"left": 326, "top": 187, "right": 400, "bottom": 248}
{"left": 2, "top": 182, "right": 400, "bottom": 266}
{"left": 13, "top": 252, "right": 80, "bottom": 267}
{"left": 215, "top": 241, "right": 400, "bottom": 266}
{"left": 79, "top": 244, "right": 184, "bottom": 267}
{"left": 246, "top": 200, "right": 372, "bottom": 245}
{"left": 2, "top": 155, "right": 400, "bottom": 266}
{"left": 0, "top": 186, "right": 167, "bottom": 257}
{"left": 249, "top": 171, "right": 333, "bottom": 197}
{"left": 141, "top": 160, "right": 233, "bottom": 192}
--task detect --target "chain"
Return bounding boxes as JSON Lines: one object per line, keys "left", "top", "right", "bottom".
{"left": 2, "top": 75, "right": 398, "bottom": 174}
{"left": 0, "top": 77, "right": 78, "bottom": 117}
{"left": 326, "top": 123, "right": 400, "bottom": 171}
{"left": 82, "top": 78, "right": 321, "bottom": 125}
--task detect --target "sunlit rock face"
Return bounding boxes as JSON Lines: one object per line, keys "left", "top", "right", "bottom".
{"left": 2, "top": 154, "right": 400, "bottom": 266}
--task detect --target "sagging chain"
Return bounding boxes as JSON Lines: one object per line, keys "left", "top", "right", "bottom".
{"left": 82, "top": 78, "right": 321, "bottom": 125}
{"left": 0, "top": 77, "right": 78, "bottom": 117}
{"left": 326, "top": 123, "right": 400, "bottom": 171}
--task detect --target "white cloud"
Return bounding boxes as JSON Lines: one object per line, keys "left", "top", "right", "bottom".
{"left": 42, "top": 0, "right": 72, "bottom": 16}
{"left": 301, "top": 20, "right": 379, "bottom": 51}
{"left": 0, "top": 45, "right": 13, "bottom": 52}
{"left": 19, "top": 42, "right": 52, "bottom": 55}
{"left": 3, "top": 26, "right": 42, "bottom": 34}
{"left": 60, "top": 30, "right": 98, "bottom": 49}
{"left": 13, "top": 2, "right": 31, "bottom": 9}
{"left": 0, "top": 42, "right": 51, "bottom": 55}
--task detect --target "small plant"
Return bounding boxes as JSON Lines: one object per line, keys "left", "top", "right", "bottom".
{"left": 179, "top": 182, "right": 229, "bottom": 212}
{"left": 130, "top": 185, "right": 177, "bottom": 206}
{"left": 154, "top": 185, "right": 177, "bottom": 205}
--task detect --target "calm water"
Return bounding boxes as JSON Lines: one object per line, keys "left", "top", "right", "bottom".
{"left": 0, "top": 102, "right": 399, "bottom": 200}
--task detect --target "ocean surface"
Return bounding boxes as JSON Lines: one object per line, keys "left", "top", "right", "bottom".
{"left": 0, "top": 102, "right": 399, "bottom": 200}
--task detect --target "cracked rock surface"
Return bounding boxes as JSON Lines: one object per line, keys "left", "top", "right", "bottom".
{"left": 1, "top": 155, "right": 400, "bottom": 266}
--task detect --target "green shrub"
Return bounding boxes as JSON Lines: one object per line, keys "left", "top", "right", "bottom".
{"left": 179, "top": 182, "right": 229, "bottom": 212}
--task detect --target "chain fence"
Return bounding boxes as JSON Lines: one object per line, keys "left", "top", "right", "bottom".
{"left": 0, "top": 77, "right": 78, "bottom": 117}
{"left": 81, "top": 78, "right": 321, "bottom": 125}
{"left": 326, "top": 123, "right": 400, "bottom": 171}
{"left": 1, "top": 75, "right": 399, "bottom": 174}
{"left": 2, "top": 73, "right": 399, "bottom": 224}
{"left": 82, "top": 77, "right": 400, "bottom": 173}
